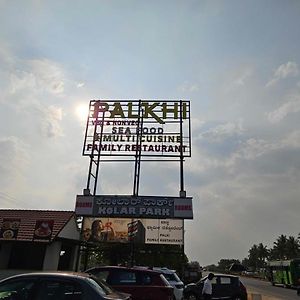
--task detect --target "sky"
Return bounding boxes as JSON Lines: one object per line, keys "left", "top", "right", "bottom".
{"left": 1, "top": 0, "right": 300, "bottom": 266}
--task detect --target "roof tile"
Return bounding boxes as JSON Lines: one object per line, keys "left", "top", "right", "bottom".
{"left": 0, "top": 209, "right": 76, "bottom": 242}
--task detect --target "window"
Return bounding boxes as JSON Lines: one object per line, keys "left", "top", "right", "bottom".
{"left": 162, "top": 273, "right": 176, "bottom": 281}
{"left": 86, "top": 278, "right": 108, "bottom": 296}
{"left": 0, "top": 279, "right": 35, "bottom": 300}
{"left": 92, "top": 271, "right": 110, "bottom": 282}
{"left": 139, "top": 273, "right": 152, "bottom": 285}
{"left": 110, "top": 271, "right": 137, "bottom": 285}
{"left": 35, "top": 280, "right": 83, "bottom": 300}
{"left": 220, "top": 277, "right": 231, "bottom": 285}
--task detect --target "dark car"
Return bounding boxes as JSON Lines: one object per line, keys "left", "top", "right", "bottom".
{"left": 183, "top": 274, "right": 247, "bottom": 300}
{"left": 0, "top": 271, "right": 131, "bottom": 300}
{"left": 85, "top": 266, "right": 173, "bottom": 300}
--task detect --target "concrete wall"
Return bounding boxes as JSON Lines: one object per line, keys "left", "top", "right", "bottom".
{"left": 43, "top": 241, "right": 62, "bottom": 270}
{"left": 58, "top": 217, "right": 80, "bottom": 241}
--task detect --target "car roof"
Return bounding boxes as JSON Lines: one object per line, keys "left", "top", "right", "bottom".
{"left": 152, "top": 267, "right": 176, "bottom": 274}
{"left": 86, "top": 265, "right": 162, "bottom": 275}
{"left": 131, "top": 266, "right": 177, "bottom": 274}
{"left": 0, "top": 271, "right": 92, "bottom": 282}
{"left": 202, "top": 274, "right": 240, "bottom": 279}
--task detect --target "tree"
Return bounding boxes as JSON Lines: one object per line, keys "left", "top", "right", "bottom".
{"left": 286, "top": 236, "right": 300, "bottom": 259}
{"left": 81, "top": 242, "right": 187, "bottom": 276}
{"left": 217, "top": 259, "right": 240, "bottom": 272}
{"left": 272, "top": 234, "right": 288, "bottom": 260}
{"left": 257, "top": 243, "right": 269, "bottom": 267}
{"left": 248, "top": 244, "right": 259, "bottom": 271}
{"left": 241, "top": 258, "right": 250, "bottom": 269}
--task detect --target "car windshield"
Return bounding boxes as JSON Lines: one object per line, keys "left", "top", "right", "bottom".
{"left": 163, "top": 273, "right": 181, "bottom": 282}
{"left": 199, "top": 276, "right": 217, "bottom": 284}
{"left": 0, "top": 279, "right": 35, "bottom": 299}
{"left": 86, "top": 276, "right": 114, "bottom": 295}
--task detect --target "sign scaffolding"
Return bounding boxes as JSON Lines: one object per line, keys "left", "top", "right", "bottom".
{"left": 75, "top": 100, "right": 192, "bottom": 267}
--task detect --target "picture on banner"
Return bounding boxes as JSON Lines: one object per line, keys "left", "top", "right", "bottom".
{"left": 33, "top": 220, "right": 54, "bottom": 240}
{"left": 0, "top": 218, "right": 21, "bottom": 240}
{"left": 82, "top": 218, "right": 183, "bottom": 245}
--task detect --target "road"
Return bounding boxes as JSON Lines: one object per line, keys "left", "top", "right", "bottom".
{"left": 241, "top": 276, "right": 298, "bottom": 300}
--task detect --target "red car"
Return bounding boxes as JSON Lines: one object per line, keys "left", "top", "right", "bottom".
{"left": 0, "top": 271, "right": 131, "bottom": 300}
{"left": 85, "top": 266, "right": 173, "bottom": 300}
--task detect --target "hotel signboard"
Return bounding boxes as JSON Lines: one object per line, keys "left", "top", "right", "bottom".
{"left": 83, "top": 100, "right": 191, "bottom": 158}
{"left": 77, "top": 99, "right": 193, "bottom": 222}
{"left": 75, "top": 195, "right": 193, "bottom": 219}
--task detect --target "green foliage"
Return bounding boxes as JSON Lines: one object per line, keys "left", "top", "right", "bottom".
{"left": 245, "top": 234, "right": 300, "bottom": 271}
{"left": 80, "top": 242, "right": 187, "bottom": 277}
{"left": 247, "top": 243, "right": 269, "bottom": 271}
{"left": 205, "top": 264, "right": 218, "bottom": 272}
{"left": 217, "top": 259, "right": 241, "bottom": 272}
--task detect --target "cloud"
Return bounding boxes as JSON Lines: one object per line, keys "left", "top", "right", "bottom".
{"left": 189, "top": 128, "right": 300, "bottom": 176}
{"left": 234, "top": 138, "right": 279, "bottom": 160}
{"left": 0, "top": 49, "right": 66, "bottom": 139}
{"left": 225, "top": 67, "right": 253, "bottom": 92}
{"left": 77, "top": 82, "right": 85, "bottom": 88}
{"left": 0, "top": 43, "right": 14, "bottom": 67}
{"left": 199, "top": 120, "right": 244, "bottom": 142}
{"left": 9, "top": 59, "right": 65, "bottom": 95}
{"left": 0, "top": 136, "right": 29, "bottom": 185}
{"left": 281, "top": 130, "right": 300, "bottom": 148}
{"left": 229, "top": 130, "right": 300, "bottom": 164}
{"left": 178, "top": 81, "right": 200, "bottom": 92}
{"left": 267, "top": 95, "right": 300, "bottom": 123}
{"left": 266, "top": 61, "right": 299, "bottom": 87}
{"left": 34, "top": 104, "right": 64, "bottom": 138}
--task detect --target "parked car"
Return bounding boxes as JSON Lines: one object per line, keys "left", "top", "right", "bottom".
{"left": 151, "top": 267, "right": 184, "bottom": 300}
{"left": 85, "top": 266, "right": 173, "bottom": 300}
{"left": 183, "top": 274, "right": 247, "bottom": 300}
{"left": 0, "top": 271, "right": 131, "bottom": 300}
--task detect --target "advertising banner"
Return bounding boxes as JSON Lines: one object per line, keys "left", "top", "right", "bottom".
{"left": 82, "top": 217, "right": 183, "bottom": 245}
{"left": 0, "top": 218, "right": 21, "bottom": 240}
{"left": 33, "top": 220, "right": 54, "bottom": 241}
{"left": 144, "top": 219, "right": 183, "bottom": 245}
{"left": 76, "top": 195, "right": 193, "bottom": 219}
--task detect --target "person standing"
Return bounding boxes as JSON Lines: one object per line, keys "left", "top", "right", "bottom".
{"left": 202, "top": 273, "right": 214, "bottom": 300}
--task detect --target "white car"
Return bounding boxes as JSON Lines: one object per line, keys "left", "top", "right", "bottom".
{"left": 152, "top": 267, "right": 184, "bottom": 300}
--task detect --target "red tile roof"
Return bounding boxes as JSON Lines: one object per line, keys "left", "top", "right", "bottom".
{"left": 0, "top": 210, "right": 76, "bottom": 242}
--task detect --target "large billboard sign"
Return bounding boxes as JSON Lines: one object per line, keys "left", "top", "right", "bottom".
{"left": 83, "top": 100, "right": 191, "bottom": 158}
{"left": 82, "top": 217, "right": 183, "bottom": 245}
{"left": 75, "top": 195, "right": 193, "bottom": 219}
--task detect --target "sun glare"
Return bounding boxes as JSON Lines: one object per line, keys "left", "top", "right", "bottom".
{"left": 75, "top": 104, "right": 89, "bottom": 122}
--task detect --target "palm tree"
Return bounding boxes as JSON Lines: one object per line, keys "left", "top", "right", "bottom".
{"left": 286, "top": 236, "right": 300, "bottom": 259}
{"left": 272, "top": 234, "right": 288, "bottom": 260}
{"left": 257, "top": 243, "right": 269, "bottom": 267}
{"left": 248, "top": 244, "right": 259, "bottom": 271}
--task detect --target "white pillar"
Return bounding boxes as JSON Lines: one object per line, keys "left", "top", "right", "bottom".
{"left": 43, "top": 241, "right": 62, "bottom": 271}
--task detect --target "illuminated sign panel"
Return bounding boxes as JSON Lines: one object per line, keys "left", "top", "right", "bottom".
{"left": 75, "top": 195, "right": 193, "bottom": 219}
{"left": 83, "top": 100, "right": 191, "bottom": 158}
{"left": 82, "top": 217, "right": 183, "bottom": 245}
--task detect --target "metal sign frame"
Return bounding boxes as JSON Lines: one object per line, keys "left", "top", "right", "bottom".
{"left": 82, "top": 100, "right": 191, "bottom": 159}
